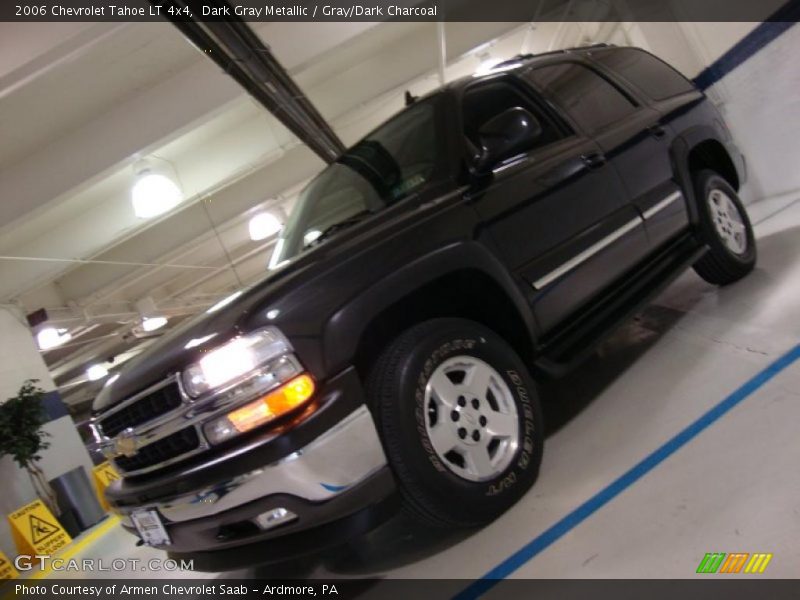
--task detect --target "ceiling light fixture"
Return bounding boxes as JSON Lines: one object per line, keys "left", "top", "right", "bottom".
{"left": 131, "top": 158, "right": 183, "bottom": 219}
{"left": 142, "top": 316, "right": 168, "bottom": 332}
{"left": 36, "top": 327, "right": 72, "bottom": 351}
{"left": 249, "top": 212, "right": 282, "bottom": 241}
{"left": 86, "top": 364, "right": 109, "bottom": 381}
{"left": 135, "top": 297, "right": 168, "bottom": 333}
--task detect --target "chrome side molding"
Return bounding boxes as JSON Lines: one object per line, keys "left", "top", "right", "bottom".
{"left": 532, "top": 190, "right": 684, "bottom": 290}
{"left": 643, "top": 190, "right": 682, "bottom": 220}
{"left": 532, "top": 217, "right": 641, "bottom": 289}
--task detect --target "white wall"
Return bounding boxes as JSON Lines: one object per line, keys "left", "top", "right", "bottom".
{"left": 678, "top": 22, "right": 760, "bottom": 70}
{"left": 625, "top": 21, "right": 800, "bottom": 202}
{"left": 0, "top": 307, "right": 95, "bottom": 559}
{"left": 700, "top": 24, "right": 800, "bottom": 200}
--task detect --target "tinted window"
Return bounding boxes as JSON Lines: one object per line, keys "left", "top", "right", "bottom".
{"left": 525, "top": 62, "right": 636, "bottom": 133}
{"left": 462, "top": 81, "right": 562, "bottom": 159}
{"left": 592, "top": 48, "right": 695, "bottom": 100}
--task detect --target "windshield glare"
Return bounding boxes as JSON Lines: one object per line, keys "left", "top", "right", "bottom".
{"left": 270, "top": 99, "right": 441, "bottom": 267}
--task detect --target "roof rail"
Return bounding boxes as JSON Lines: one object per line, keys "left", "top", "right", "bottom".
{"left": 571, "top": 43, "right": 615, "bottom": 50}
{"left": 489, "top": 43, "right": 616, "bottom": 70}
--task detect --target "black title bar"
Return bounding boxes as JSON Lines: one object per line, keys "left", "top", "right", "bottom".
{"left": 7, "top": 579, "right": 800, "bottom": 600}
{"left": 3, "top": 0, "right": 800, "bottom": 22}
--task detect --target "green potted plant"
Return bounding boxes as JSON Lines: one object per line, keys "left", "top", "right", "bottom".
{"left": 0, "top": 379, "right": 60, "bottom": 516}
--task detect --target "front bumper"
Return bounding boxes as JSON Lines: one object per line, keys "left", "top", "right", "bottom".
{"left": 106, "top": 368, "right": 393, "bottom": 557}
{"left": 166, "top": 473, "right": 398, "bottom": 572}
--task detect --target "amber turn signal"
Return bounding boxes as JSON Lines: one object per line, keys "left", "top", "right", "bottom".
{"left": 203, "top": 374, "right": 315, "bottom": 444}
{"left": 227, "top": 374, "right": 315, "bottom": 432}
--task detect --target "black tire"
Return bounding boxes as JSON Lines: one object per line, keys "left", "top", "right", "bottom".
{"left": 366, "top": 318, "right": 544, "bottom": 528}
{"left": 692, "top": 169, "right": 756, "bottom": 285}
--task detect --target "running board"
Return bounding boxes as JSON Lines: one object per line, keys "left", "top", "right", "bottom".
{"left": 533, "top": 232, "right": 705, "bottom": 378}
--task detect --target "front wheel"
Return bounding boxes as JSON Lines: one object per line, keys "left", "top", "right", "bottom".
{"left": 692, "top": 169, "right": 756, "bottom": 285}
{"left": 367, "top": 318, "right": 543, "bottom": 528}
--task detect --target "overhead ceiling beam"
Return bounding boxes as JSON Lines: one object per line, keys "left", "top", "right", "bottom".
{"left": 0, "top": 47, "right": 242, "bottom": 237}
{"left": 158, "top": 0, "right": 345, "bottom": 163}
{"left": 0, "top": 23, "right": 124, "bottom": 99}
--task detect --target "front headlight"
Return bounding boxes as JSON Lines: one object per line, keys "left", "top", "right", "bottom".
{"left": 182, "top": 327, "right": 292, "bottom": 397}
{"left": 182, "top": 327, "right": 316, "bottom": 446}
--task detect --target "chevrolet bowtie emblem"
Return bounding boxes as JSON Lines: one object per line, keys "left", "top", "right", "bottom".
{"left": 114, "top": 429, "right": 139, "bottom": 457}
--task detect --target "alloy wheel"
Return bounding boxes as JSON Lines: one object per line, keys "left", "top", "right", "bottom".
{"left": 707, "top": 188, "right": 748, "bottom": 255}
{"left": 423, "top": 355, "right": 520, "bottom": 482}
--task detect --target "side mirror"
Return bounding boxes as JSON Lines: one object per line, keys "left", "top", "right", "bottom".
{"left": 475, "top": 107, "right": 543, "bottom": 171}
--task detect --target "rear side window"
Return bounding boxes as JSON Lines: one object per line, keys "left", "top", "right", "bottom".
{"left": 525, "top": 62, "right": 636, "bottom": 134}
{"left": 592, "top": 48, "right": 695, "bottom": 100}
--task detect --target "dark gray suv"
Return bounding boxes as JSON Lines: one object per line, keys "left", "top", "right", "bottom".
{"left": 92, "top": 44, "right": 754, "bottom": 569}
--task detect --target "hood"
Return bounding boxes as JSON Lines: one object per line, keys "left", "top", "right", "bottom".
{"left": 92, "top": 181, "right": 457, "bottom": 414}
{"left": 93, "top": 251, "right": 320, "bottom": 413}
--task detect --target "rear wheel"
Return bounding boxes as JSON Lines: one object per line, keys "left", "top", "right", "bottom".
{"left": 367, "top": 318, "right": 543, "bottom": 528}
{"left": 692, "top": 169, "right": 756, "bottom": 285}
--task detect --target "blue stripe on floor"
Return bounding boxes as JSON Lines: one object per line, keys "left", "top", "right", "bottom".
{"left": 455, "top": 344, "right": 800, "bottom": 599}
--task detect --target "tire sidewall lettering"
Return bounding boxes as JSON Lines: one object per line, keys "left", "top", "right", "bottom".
{"left": 507, "top": 369, "right": 536, "bottom": 473}
{"left": 486, "top": 369, "right": 535, "bottom": 497}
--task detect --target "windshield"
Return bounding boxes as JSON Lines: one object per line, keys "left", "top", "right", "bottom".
{"left": 270, "top": 98, "right": 442, "bottom": 266}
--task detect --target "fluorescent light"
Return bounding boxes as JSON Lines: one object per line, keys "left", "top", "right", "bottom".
{"left": 142, "top": 316, "right": 168, "bottom": 332}
{"left": 207, "top": 290, "right": 243, "bottom": 314}
{"left": 248, "top": 212, "right": 282, "bottom": 241}
{"left": 131, "top": 171, "right": 182, "bottom": 218}
{"left": 37, "top": 327, "right": 72, "bottom": 350}
{"left": 86, "top": 364, "right": 109, "bottom": 381}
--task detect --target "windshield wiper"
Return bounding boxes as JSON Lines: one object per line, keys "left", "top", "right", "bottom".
{"left": 307, "top": 210, "right": 374, "bottom": 248}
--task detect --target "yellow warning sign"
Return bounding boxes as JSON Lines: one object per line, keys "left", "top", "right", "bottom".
{"left": 7, "top": 499, "right": 72, "bottom": 556}
{"left": 92, "top": 461, "right": 120, "bottom": 511}
{"left": 0, "top": 550, "right": 20, "bottom": 580}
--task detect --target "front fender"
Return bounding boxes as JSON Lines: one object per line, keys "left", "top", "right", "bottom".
{"left": 323, "top": 241, "right": 537, "bottom": 374}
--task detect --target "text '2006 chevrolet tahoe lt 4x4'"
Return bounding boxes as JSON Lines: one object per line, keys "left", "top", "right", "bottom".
{"left": 93, "top": 45, "right": 755, "bottom": 570}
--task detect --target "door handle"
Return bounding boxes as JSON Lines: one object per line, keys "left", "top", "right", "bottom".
{"left": 648, "top": 124, "right": 667, "bottom": 139}
{"left": 581, "top": 152, "right": 606, "bottom": 169}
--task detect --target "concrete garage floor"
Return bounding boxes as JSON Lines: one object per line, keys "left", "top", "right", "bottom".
{"left": 30, "top": 192, "right": 800, "bottom": 584}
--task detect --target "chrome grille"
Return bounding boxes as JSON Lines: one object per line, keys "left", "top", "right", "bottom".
{"left": 97, "top": 355, "right": 302, "bottom": 476}
{"left": 99, "top": 380, "right": 183, "bottom": 437}
{"left": 114, "top": 428, "right": 200, "bottom": 474}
